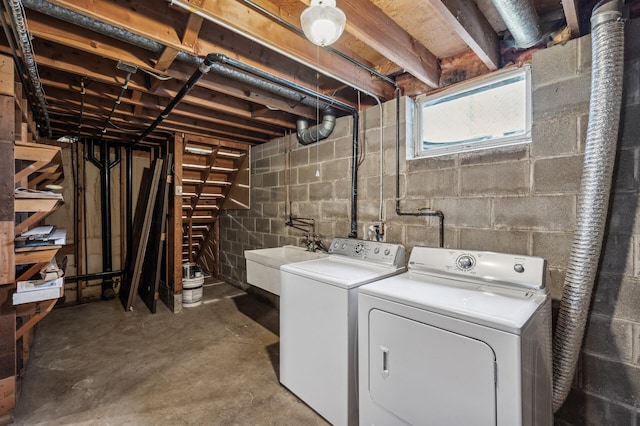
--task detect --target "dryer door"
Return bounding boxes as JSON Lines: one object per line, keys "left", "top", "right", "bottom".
{"left": 369, "top": 309, "right": 497, "bottom": 426}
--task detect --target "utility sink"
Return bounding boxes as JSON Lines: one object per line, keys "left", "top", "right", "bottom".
{"left": 244, "top": 245, "right": 327, "bottom": 295}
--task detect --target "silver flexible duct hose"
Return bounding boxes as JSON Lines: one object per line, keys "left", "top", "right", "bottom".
{"left": 552, "top": 0, "right": 624, "bottom": 413}
{"left": 490, "top": 0, "right": 541, "bottom": 48}
{"left": 296, "top": 107, "right": 337, "bottom": 145}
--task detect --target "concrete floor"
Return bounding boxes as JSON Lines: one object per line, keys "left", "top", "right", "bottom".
{"left": 12, "top": 280, "right": 327, "bottom": 425}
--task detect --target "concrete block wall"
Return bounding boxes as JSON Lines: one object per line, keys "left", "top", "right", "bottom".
{"left": 219, "top": 19, "right": 640, "bottom": 422}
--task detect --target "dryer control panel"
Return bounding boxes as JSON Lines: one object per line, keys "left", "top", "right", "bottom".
{"left": 328, "top": 238, "right": 405, "bottom": 267}
{"left": 408, "top": 247, "right": 546, "bottom": 292}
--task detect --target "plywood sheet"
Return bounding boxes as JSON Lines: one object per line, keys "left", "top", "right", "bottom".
{"left": 120, "top": 159, "right": 163, "bottom": 312}
{"left": 139, "top": 155, "right": 173, "bottom": 313}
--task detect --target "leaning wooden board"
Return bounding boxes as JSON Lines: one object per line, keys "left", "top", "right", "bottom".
{"left": 120, "top": 159, "right": 163, "bottom": 311}
{"left": 139, "top": 154, "right": 172, "bottom": 313}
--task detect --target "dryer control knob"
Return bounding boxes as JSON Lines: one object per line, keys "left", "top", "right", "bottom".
{"left": 514, "top": 264, "right": 525, "bottom": 273}
{"left": 457, "top": 255, "right": 474, "bottom": 270}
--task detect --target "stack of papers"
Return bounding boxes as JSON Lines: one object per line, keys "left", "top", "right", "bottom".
{"left": 13, "top": 276, "right": 64, "bottom": 305}
{"left": 14, "top": 187, "right": 63, "bottom": 199}
{"left": 15, "top": 226, "right": 66, "bottom": 248}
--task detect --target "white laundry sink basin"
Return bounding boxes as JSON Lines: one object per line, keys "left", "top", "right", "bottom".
{"left": 244, "top": 245, "right": 327, "bottom": 295}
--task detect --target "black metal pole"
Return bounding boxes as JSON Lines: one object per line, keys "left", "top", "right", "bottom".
{"left": 99, "top": 141, "right": 113, "bottom": 298}
{"left": 65, "top": 270, "right": 124, "bottom": 283}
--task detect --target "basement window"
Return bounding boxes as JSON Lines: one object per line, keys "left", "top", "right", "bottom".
{"left": 413, "top": 66, "right": 531, "bottom": 158}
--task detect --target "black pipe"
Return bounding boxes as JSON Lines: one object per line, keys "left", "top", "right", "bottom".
{"left": 88, "top": 140, "right": 121, "bottom": 299}
{"left": 64, "top": 270, "right": 124, "bottom": 283}
{"left": 133, "top": 53, "right": 219, "bottom": 146}
{"left": 394, "top": 90, "right": 444, "bottom": 247}
{"left": 285, "top": 217, "right": 315, "bottom": 234}
{"left": 349, "top": 113, "right": 359, "bottom": 238}
{"left": 99, "top": 62, "right": 137, "bottom": 141}
{"left": 126, "top": 146, "right": 133, "bottom": 268}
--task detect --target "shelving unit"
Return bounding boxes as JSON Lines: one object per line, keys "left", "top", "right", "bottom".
{"left": 0, "top": 53, "right": 65, "bottom": 424}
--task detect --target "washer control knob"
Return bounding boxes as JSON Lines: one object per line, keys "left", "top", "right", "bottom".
{"left": 384, "top": 248, "right": 390, "bottom": 256}
{"left": 514, "top": 264, "right": 525, "bottom": 273}
{"left": 457, "top": 255, "right": 474, "bottom": 270}
{"left": 341, "top": 243, "right": 347, "bottom": 249}
{"left": 333, "top": 242, "right": 339, "bottom": 248}
{"left": 374, "top": 247, "right": 380, "bottom": 254}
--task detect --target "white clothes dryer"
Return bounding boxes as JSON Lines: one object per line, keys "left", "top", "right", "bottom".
{"left": 358, "top": 247, "right": 552, "bottom": 426}
{"left": 280, "top": 238, "right": 406, "bottom": 426}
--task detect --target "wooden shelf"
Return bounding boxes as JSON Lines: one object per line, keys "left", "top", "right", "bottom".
{"left": 14, "top": 245, "right": 62, "bottom": 265}
{"left": 14, "top": 141, "right": 64, "bottom": 189}
{"left": 14, "top": 209, "right": 62, "bottom": 236}
{"left": 15, "top": 196, "right": 62, "bottom": 213}
{"left": 14, "top": 299, "right": 57, "bottom": 340}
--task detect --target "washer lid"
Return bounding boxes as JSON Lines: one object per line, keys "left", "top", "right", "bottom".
{"left": 281, "top": 257, "right": 406, "bottom": 289}
{"left": 359, "top": 273, "right": 547, "bottom": 334}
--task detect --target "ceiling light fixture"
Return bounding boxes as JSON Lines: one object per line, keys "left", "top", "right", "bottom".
{"left": 300, "top": 0, "right": 346, "bottom": 47}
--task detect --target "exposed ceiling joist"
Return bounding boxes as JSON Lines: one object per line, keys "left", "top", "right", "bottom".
{"left": 340, "top": 0, "right": 440, "bottom": 88}
{"left": 561, "top": 0, "right": 580, "bottom": 37}
{"left": 427, "top": 0, "right": 500, "bottom": 71}
{"left": 165, "top": 0, "right": 396, "bottom": 99}
{"left": 0, "top": 0, "right": 587, "bottom": 146}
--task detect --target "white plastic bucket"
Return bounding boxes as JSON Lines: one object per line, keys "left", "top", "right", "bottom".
{"left": 182, "top": 275, "right": 204, "bottom": 308}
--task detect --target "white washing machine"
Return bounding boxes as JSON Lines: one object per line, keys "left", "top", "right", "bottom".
{"left": 358, "top": 247, "right": 552, "bottom": 426}
{"left": 280, "top": 238, "right": 406, "bottom": 426}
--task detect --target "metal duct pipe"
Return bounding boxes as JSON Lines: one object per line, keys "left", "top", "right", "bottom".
{"left": 296, "top": 107, "right": 337, "bottom": 145}
{"left": 22, "top": 0, "right": 166, "bottom": 55}
{"left": 490, "top": 0, "right": 541, "bottom": 48}
{"left": 4, "top": 0, "right": 51, "bottom": 136}
{"left": 552, "top": 0, "right": 624, "bottom": 412}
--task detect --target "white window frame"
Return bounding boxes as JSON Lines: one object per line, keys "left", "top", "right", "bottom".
{"left": 412, "top": 65, "right": 532, "bottom": 159}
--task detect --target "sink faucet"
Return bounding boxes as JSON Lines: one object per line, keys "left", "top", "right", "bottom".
{"left": 303, "top": 233, "right": 315, "bottom": 251}
{"left": 303, "top": 233, "right": 328, "bottom": 252}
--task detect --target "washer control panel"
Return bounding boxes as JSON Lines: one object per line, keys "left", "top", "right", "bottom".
{"left": 408, "top": 247, "right": 546, "bottom": 291}
{"left": 328, "top": 238, "right": 405, "bottom": 267}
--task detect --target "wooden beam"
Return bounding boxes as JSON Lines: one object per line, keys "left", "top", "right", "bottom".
{"left": 50, "top": 0, "right": 185, "bottom": 52}
{"left": 182, "top": 13, "right": 204, "bottom": 49}
{"left": 21, "top": 39, "right": 319, "bottom": 120}
{"left": 170, "top": 134, "right": 183, "bottom": 293}
{"left": 170, "top": 0, "right": 395, "bottom": 99}
{"left": 426, "top": 0, "right": 500, "bottom": 71}
{"left": 340, "top": 0, "right": 441, "bottom": 87}
{"left": 562, "top": 0, "right": 580, "bottom": 37}
{"left": 43, "top": 84, "right": 286, "bottom": 136}
{"left": 15, "top": 299, "right": 57, "bottom": 340}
